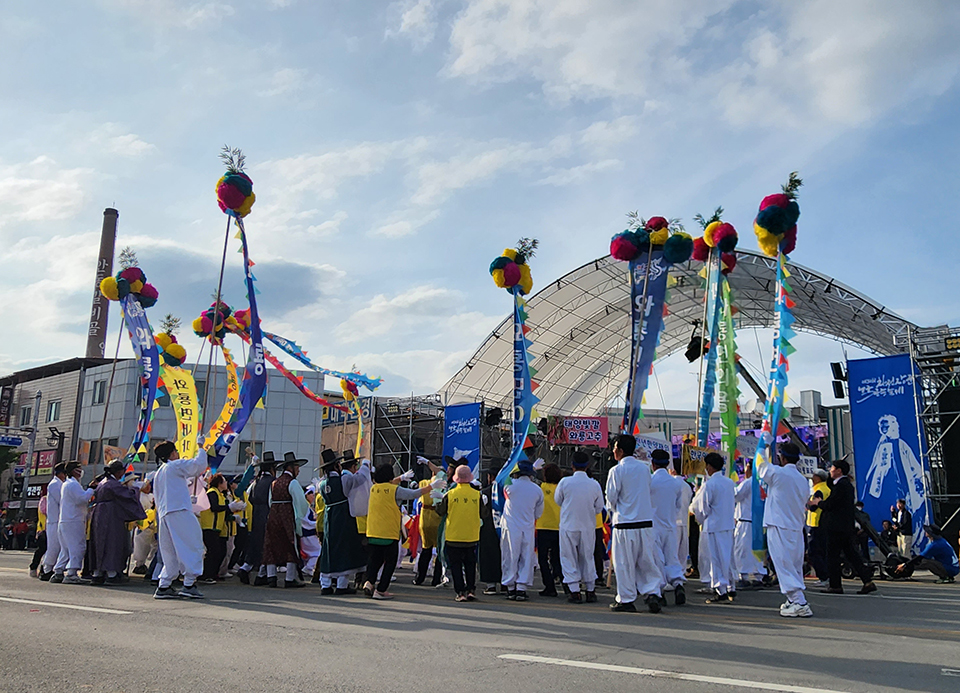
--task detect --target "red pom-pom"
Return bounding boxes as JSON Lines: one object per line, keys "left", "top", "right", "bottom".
{"left": 217, "top": 182, "right": 246, "bottom": 210}
{"left": 140, "top": 283, "right": 158, "bottom": 300}
{"left": 692, "top": 237, "right": 710, "bottom": 262}
{"left": 645, "top": 216, "right": 669, "bottom": 231}
{"left": 610, "top": 236, "right": 639, "bottom": 261}
{"left": 119, "top": 267, "right": 144, "bottom": 284}
{"left": 721, "top": 252, "right": 737, "bottom": 275}
{"left": 780, "top": 225, "right": 797, "bottom": 254}
{"left": 503, "top": 262, "right": 521, "bottom": 287}
{"left": 200, "top": 316, "right": 214, "bottom": 334}
{"left": 759, "top": 193, "right": 790, "bottom": 211}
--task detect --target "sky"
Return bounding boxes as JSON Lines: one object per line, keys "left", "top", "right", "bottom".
{"left": 2, "top": 0, "right": 960, "bottom": 413}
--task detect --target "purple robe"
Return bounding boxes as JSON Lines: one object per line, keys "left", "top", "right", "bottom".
{"left": 91, "top": 477, "right": 147, "bottom": 574}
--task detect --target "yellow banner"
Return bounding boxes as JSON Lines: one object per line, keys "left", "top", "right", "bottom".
{"left": 161, "top": 365, "right": 199, "bottom": 460}
{"left": 205, "top": 346, "right": 240, "bottom": 447}
{"left": 680, "top": 444, "right": 726, "bottom": 477}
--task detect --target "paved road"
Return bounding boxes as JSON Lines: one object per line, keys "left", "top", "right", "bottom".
{"left": 0, "top": 551, "right": 957, "bottom": 693}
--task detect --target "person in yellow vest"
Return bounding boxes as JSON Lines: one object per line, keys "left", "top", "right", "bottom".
{"left": 29, "top": 489, "right": 48, "bottom": 578}
{"left": 364, "top": 464, "right": 438, "bottom": 600}
{"left": 536, "top": 463, "right": 563, "bottom": 597}
{"left": 437, "top": 465, "right": 485, "bottom": 602}
{"left": 310, "top": 489, "right": 326, "bottom": 584}
{"left": 199, "top": 474, "right": 231, "bottom": 583}
{"left": 414, "top": 457, "right": 444, "bottom": 586}
{"left": 806, "top": 469, "right": 831, "bottom": 588}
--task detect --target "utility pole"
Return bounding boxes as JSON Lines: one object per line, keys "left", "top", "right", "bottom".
{"left": 17, "top": 390, "right": 41, "bottom": 522}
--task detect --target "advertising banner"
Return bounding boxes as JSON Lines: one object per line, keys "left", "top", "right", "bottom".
{"left": 442, "top": 402, "right": 482, "bottom": 474}
{"left": 848, "top": 354, "right": 929, "bottom": 553}
{"left": 559, "top": 416, "right": 608, "bottom": 446}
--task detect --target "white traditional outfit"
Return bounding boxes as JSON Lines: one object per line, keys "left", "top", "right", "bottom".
{"left": 499, "top": 475, "right": 544, "bottom": 593}
{"left": 675, "top": 475, "right": 693, "bottom": 571}
{"left": 734, "top": 477, "right": 767, "bottom": 581}
{"left": 57, "top": 477, "right": 94, "bottom": 576}
{"left": 153, "top": 449, "right": 208, "bottom": 589}
{"left": 300, "top": 490, "right": 321, "bottom": 578}
{"left": 691, "top": 471, "right": 736, "bottom": 596}
{"left": 553, "top": 470, "right": 604, "bottom": 593}
{"left": 43, "top": 476, "right": 64, "bottom": 575}
{"left": 759, "top": 461, "right": 810, "bottom": 608}
{"left": 649, "top": 467, "right": 685, "bottom": 591}
{"left": 606, "top": 456, "right": 661, "bottom": 605}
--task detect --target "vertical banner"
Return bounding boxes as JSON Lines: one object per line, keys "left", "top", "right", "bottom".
{"left": 717, "top": 277, "right": 741, "bottom": 479}
{"left": 493, "top": 289, "right": 538, "bottom": 513}
{"left": 442, "top": 402, "right": 482, "bottom": 474}
{"left": 120, "top": 293, "right": 159, "bottom": 461}
{"left": 697, "top": 251, "right": 723, "bottom": 445}
{"left": 847, "top": 354, "right": 929, "bottom": 552}
{"left": 0, "top": 386, "right": 12, "bottom": 426}
{"left": 204, "top": 346, "right": 240, "bottom": 448}
{"left": 622, "top": 249, "right": 669, "bottom": 434}
{"left": 160, "top": 365, "right": 199, "bottom": 460}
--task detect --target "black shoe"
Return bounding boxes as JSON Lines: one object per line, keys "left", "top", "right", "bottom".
{"left": 645, "top": 595, "right": 662, "bottom": 613}
{"left": 412, "top": 578, "right": 424, "bottom": 586}
{"left": 320, "top": 587, "right": 334, "bottom": 595}
{"left": 91, "top": 576, "right": 106, "bottom": 586}
{"left": 153, "top": 586, "right": 178, "bottom": 600}
{"left": 104, "top": 575, "right": 127, "bottom": 586}
{"left": 674, "top": 585, "right": 686, "bottom": 606}
{"left": 857, "top": 582, "right": 878, "bottom": 595}
{"left": 237, "top": 569, "right": 250, "bottom": 585}
{"left": 609, "top": 600, "right": 637, "bottom": 613}
{"left": 49, "top": 573, "right": 64, "bottom": 584}
{"left": 820, "top": 587, "right": 843, "bottom": 594}
{"left": 132, "top": 565, "right": 147, "bottom": 575}
{"left": 561, "top": 582, "right": 571, "bottom": 594}
{"left": 506, "top": 590, "right": 517, "bottom": 601}
{"left": 39, "top": 570, "right": 52, "bottom": 582}
{"left": 539, "top": 587, "right": 559, "bottom": 597}
{"left": 585, "top": 591, "right": 597, "bottom": 603}
{"left": 514, "top": 590, "right": 528, "bottom": 602}
{"left": 253, "top": 575, "right": 269, "bottom": 586}
{"left": 311, "top": 573, "right": 320, "bottom": 584}
{"left": 483, "top": 585, "right": 499, "bottom": 595}
{"left": 567, "top": 592, "right": 583, "bottom": 604}
{"left": 267, "top": 577, "right": 278, "bottom": 588}
{"left": 334, "top": 587, "right": 357, "bottom": 595}
{"left": 285, "top": 580, "right": 306, "bottom": 589}
{"left": 705, "top": 591, "right": 733, "bottom": 604}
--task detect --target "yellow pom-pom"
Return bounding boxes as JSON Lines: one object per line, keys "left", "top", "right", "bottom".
{"left": 649, "top": 228, "right": 669, "bottom": 245}
{"left": 215, "top": 174, "right": 226, "bottom": 193}
{"left": 192, "top": 317, "right": 205, "bottom": 334}
{"left": 502, "top": 248, "right": 517, "bottom": 261}
{"left": 129, "top": 280, "right": 144, "bottom": 294}
{"left": 100, "top": 276, "right": 119, "bottom": 301}
{"left": 166, "top": 344, "right": 187, "bottom": 362}
{"left": 755, "top": 227, "right": 780, "bottom": 257}
{"left": 155, "top": 333, "right": 173, "bottom": 350}
{"left": 519, "top": 277, "right": 533, "bottom": 295}
{"left": 703, "top": 221, "right": 721, "bottom": 247}
{"left": 236, "top": 192, "right": 256, "bottom": 218}
{"left": 492, "top": 268, "right": 507, "bottom": 288}
{"left": 518, "top": 264, "right": 533, "bottom": 294}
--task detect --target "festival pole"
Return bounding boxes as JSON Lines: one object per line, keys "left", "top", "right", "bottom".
{"left": 625, "top": 237, "right": 654, "bottom": 432}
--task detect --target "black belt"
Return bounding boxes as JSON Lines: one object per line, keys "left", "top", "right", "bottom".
{"left": 737, "top": 519, "right": 752, "bottom": 523}
{"left": 614, "top": 521, "right": 653, "bottom": 530}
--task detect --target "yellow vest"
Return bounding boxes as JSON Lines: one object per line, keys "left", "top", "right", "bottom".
{"left": 243, "top": 490, "right": 253, "bottom": 526}
{"left": 315, "top": 494, "right": 326, "bottom": 530}
{"left": 38, "top": 506, "right": 46, "bottom": 534}
{"left": 366, "top": 483, "right": 401, "bottom": 541}
{"left": 536, "top": 482, "right": 560, "bottom": 530}
{"left": 444, "top": 483, "right": 481, "bottom": 543}
{"left": 200, "top": 488, "right": 227, "bottom": 531}
{"left": 807, "top": 481, "right": 831, "bottom": 527}
{"left": 595, "top": 513, "right": 603, "bottom": 530}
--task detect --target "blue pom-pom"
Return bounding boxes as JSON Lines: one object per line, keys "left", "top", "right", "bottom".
{"left": 137, "top": 293, "right": 157, "bottom": 308}
{"left": 223, "top": 173, "right": 253, "bottom": 197}
{"left": 717, "top": 234, "right": 738, "bottom": 253}
{"left": 784, "top": 200, "right": 800, "bottom": 226}
{"left": 489, "top": 256, "right": 510, "bottom": 273}
{"left": 756, "top": 206, "right": 788, "bottom": 236}
{"left": 632, "top": 228, "right": 650, "bottom": 247}
{"left": 116, "top": 277, "right": 130, "bottom": 299}
{"left": 662, "top": 234, "right": 694, "bottom": 264}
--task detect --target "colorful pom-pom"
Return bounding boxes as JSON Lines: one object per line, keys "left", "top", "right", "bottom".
{"left": 713, "top": 223, "right": 738, "bottom": 254}
{"left": 192, "top": 317, "right": 205, "bottom": 336}
{"left": 645, "top": 216, "right": 669, "bottom": 231}
{"left": 662, "top": 233, "right": 694, "bottom": 265}
{"left": 518, "top": 264, "right": 533, "bottom": 295}
{"left": 166, "top": 343, "right": 187, "bottom": 363}
{"left": 648, "top": 227, "right": 669, "bottom": 245}
{"left": 610, "top": 233, "right": 639, "bottom": 262}
{"left": 100, "top": 276, "right": 119, "bottom": 301}
{"left": 116, "top": 277, "right": 130, "bottom": 300}
{"left": 200, "top": 316, "right": 214, "bottom": 334}
{"left": 703, "top": 221, "right": 721, "bottom": 248}
{"left": 759, "top": 193, "right": 791, "bottom": 211}
{"left": 692, "top": 237, "right": 710, "bottom": 262}
{"left": 489, "top": 256, "right": 511, "bottom": 273}
{"left": 503, "top": 262, "right": 521, "bottom": 287}
{"left": 119, "top": 267, "right": 145, "bottom": 284}
{"left": 129, "top": 280, "right": 144, "bottom": 294}
{"left": 491, "top": 268, "right": 507, "bottom": 288}
{"left": 721, "top": 252, "right": 737, "bottom": 275}
{"left": 234, "top": 309, "right": 251, "bottom": 328}
{"left": 216, "top": 171, "right": 256, "bottom": 218}
{"left": 140, "top": 283, "right": 158, "bottom": 300}
{"left": 155, "top": 333, "right": 173, "bottom": 350}
{"left": 780, "top": 225, "right": 797, "bottom": 255}
{"left": 502, "top": 248, "right": 518, "bottom": 261}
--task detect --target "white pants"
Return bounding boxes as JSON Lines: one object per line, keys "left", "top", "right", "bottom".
{"left": 677, "top": 521, "right": 689, "bottom": 571}
{"left": 43, "top": 521, "right": 61, "bottom": 573}
{"left": 158, "top": 510, "right": 204, "bottom": 588}
{"left": 706, "top": 530, "right": 734, "bottom": 595}
{"left": 500, "top": 524, "right": 535, "bottom": 590}
{"left": 897, "top": 534, "right": 913, "bottom": 557}
{"left": 560, "top": 528, "right": 597, "bottom": 592}
{"left": 320, "top": 570, "right": 353, "bottom": 589}
{"left": 57, "top": 521, "right": 86, "bottom": 572}
{"left": 611, "top": 527, "right": 661, "bottom": 604}
{"left": 219, "top": 536, "right": 235, "bottom": 577}
{"left": 301, "top": 535, "right": 321, "bottom": 575}
{"left": 734, "top": 521, "right": 766, "bottom": 578}
{"left": 132, "top": 530, "right": 157, "bottom": 567}
{"left": 654, "top": 525, "right": 684, "bottom": 589}
{"left": 698, "top": 529, "right": 711, "bottom": 583}
{"left": 767, "top": 525, "right": 806, "bottom": 605}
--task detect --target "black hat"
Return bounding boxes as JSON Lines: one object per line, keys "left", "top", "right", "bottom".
{"left": 651, "top": 449, "right": 670, "bottom": 466}
{"left": 341, "top": 450, "right": 358, "bottom": 467}
{"left": 53, "top": 462, "right": 67, "bottom": 475}
{"left": 442, "top": 455, "right": 458, "bottom": 470}
{"left": 105, "top": 460, "right": 125, "bottom": 477}
{"left": 282, "top": 451, "right": 300, "bottom": 469}
{"left": 258, "top": 451, "right": 276, "bottom": 468}
{"left": 65, "top": 461, "right": 82, "bottom": 475}
{"left": 924, "top": 524, "right": 942, "bottom": 537}
{"left": 320, "top": 449, "right": 340, "bottom": 469}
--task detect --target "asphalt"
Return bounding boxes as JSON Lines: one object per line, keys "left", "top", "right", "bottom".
{"left": 0, "top": 550, "right": 958, "bottom": 693}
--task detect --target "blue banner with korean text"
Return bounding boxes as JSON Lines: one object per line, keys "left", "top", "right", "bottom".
{"left": 848, "top": 354, "right": 929, "bottom": 553}
{"left": 442, "top": 402, "right": 482, "bottom": 475}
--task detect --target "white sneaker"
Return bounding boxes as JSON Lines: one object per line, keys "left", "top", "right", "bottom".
{"left": 780, "top": 601, "right": 813, "bottom": 618}
{"left": 810, "top": 580, "right": 828, "bottom": 588}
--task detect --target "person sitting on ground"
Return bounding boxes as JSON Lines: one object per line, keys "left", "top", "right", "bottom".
{"left": 894, "top": 525, "right": 958, "bottom": 584}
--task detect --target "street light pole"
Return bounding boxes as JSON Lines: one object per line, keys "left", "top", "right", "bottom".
{"left": 17, "top": 390, "right": 41, "bottom": 522}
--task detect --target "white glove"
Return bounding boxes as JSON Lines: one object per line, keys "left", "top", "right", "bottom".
{"left": 361, "top": 458, "right": 371, "bottom": 467}
{"left": 533, "top": 458, "right": 545, "bottom": 470}
{"left": 196, "top": 433, "right": 206, "bottom": 446}
{"left": 400, "top": 469, "right": 415, "bottom": 481}
{"left": 430, "top": 478, "right": 445, "bottom": 489}
{"left": 416, "top": 456, "right": 429, "bottom": 466}
{"left": 228, "top": 500, "right": 246, "bottom": 511}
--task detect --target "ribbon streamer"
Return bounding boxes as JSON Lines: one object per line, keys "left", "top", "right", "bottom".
{"left": 717, "top": 277, "right": 740, "bottom": 479}
{"left": 120, "top": 294, "right": 160, "bottom": 463}
{"left": 697, "top": 249, "right": 724, "bottom": 446}
{"left": 262, "top": 331, "right": 382, "bottom": 392}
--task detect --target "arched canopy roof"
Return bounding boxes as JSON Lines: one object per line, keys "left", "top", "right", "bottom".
{"left": 441, "top": 250, "right": 916, "bottom": 416}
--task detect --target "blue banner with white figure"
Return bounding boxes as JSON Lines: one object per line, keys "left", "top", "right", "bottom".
{"left": 622, "top": 249, "right": 669, "bottom": 434}
{"left": 697, "top": 249, "right": 723, "bottom": 446}
{"left": 121, "top": 293, "right": 159, "bottom": 462}
{"left": 442, "top": 402, "right": 482, "bottom": 475}
{"left": 848, "top": 354, "right": 929, "bottom": 553}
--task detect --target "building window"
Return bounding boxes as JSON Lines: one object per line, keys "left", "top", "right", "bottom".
{"left": 93, "top": 380, "right": 107, "bottom": 405}
{"left": 46, "top": 400, "right": 61, "bottom": 423}
{"left": 19, "top": 406, "right": 32, "bottom": 427}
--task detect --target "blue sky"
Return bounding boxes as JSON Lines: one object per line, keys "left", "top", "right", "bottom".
{"left": 2, "top": 0, "right": 959, "bottom": 412}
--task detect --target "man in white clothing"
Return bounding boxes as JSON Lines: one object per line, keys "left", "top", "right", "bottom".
{"left": 500, "top": 458, "right": 544, "bottom": 601}
{"left": 553, "top": 451, "right": 604, "bottom": 603}
{"left": 152, "top": 440, "right": 208, "bottom": 599}
{"left": 670, "top": 463, "right": 693, "bottom": 575}
{"left": 759, "top": 442, "right": 813, "bottom": 618}
{"left": 55, "top": 462, "right": 96, "bottom": 584}
{"left": 692, "top": 453, "right": 737, "bottom": 603}
{"left": 39, "top": 463, "right": 67, "bottom": 581}
{"left": 606, "top": 434, "right": 662, "bottom": 614}
{"left": 734, "top": 462, "right": 767, "bottom": 588}
{"left": 649, "top": 449, "right": 687, "bottom": 606}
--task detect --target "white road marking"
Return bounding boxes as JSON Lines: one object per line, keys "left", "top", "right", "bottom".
{"left": 0, "top": 596, "right": 132, "bottom": 615}
{"left": 815, "top": 592, "right": 959, "bottom": 606}
{"left": 943, "top": 668, "right": 960, "bottom": 677}
{"left": 499, "top": 654, "right": 852, "bottom": 693}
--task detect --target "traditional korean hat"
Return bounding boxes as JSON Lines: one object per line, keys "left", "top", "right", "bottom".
{"left": 320, "top": 448, "right": 340, "bottom": 470}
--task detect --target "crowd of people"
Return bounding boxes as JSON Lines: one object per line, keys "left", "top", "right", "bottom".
{"left": 20, "top": 433, "right": 959, "bottom": 616}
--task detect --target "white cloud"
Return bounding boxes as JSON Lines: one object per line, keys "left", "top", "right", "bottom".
{"left": 0, "top": 157, "right": 90, "bottom": 229}
{"left": 372, "top": 209, "right": 439, "bottom": 238}
{"left": 88, "top": 124, "right": 156, "bottom": 157}
{"left": 305, "top": 210, "right": 348, "bottom": 238}
{"left": 579, "top": 116, "right": 639, "bottom": 151}
{"left": 257, "top": 68, "right": 307, "bottom": 97}
{"left": 104, "top": 0, "right": 235, "bottom": 28}
{"left": 388, "top": 0, "right": 439, "bottom": 48}
{"left": 537, "top": 159, "right": 622, "bottom": 186}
